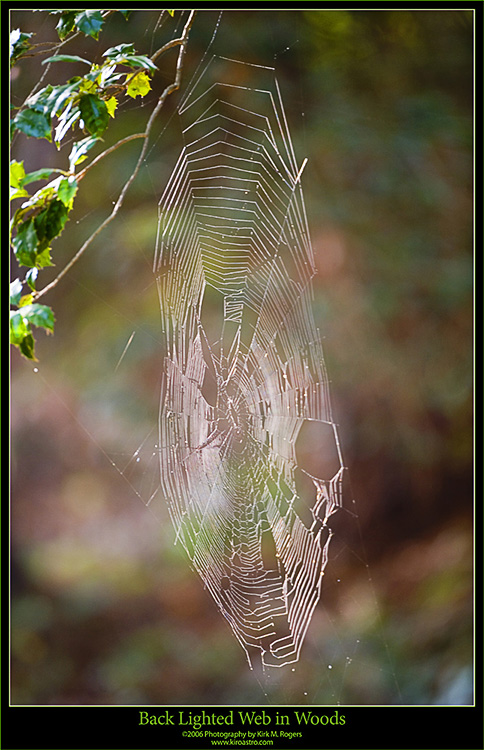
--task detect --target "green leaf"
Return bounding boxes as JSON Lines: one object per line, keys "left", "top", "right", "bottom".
{"left": 10, "top": 160, "right": 26, "bottom": 188}
{"left": 69, "top": 136, "right": 100, "bottom": 170}
{"left": 79, "top": 93, "right": 109, "bottom": 136}
{"left": 12, "top": 204, "right": 33, "bottom": 228}
{"left": 13, "top": 109, "right": 52, "bottom": 141}
{"left": 20, "top": 303, "right": 55, "bottom": 334}
{"left": 54, "top": 104, "right": 81, "bottom": 145}
{"left": 10, "top": 310, "right": 29, "bottom": 343}
{"left": 19, "top": 294, "right": 34, "bottom": 308}
{"left": 126, "top": 71, "right": 152, "bottom": 99}
{"left": 10, "top": 161, "right": 29, "bottom": 200}
{"left": 27, "top": 81, "right": 82, "bottom": 118}
{"left": 95, "top": 64, "right": 122, "bottom": 89}
{"left": 35, "top": 246, "right": 54, "bottom": 269}
{"left": 12, "top": 167, "right": 64, "bottom": 201}
{"left": 78, "top": 77, "right": 99, "bottom": 95}
{"left": 10, "top": 310, "right": 38, "bottom": 359}
{"left": 10, "top": 279, "right": 23, "bottom": 306}
{"left": 12, "top": 219, "right": 39, "bottom": 267}
{"left": 10, "top": 29, "right": 33, "bottom": 64}
{"left": 24, "top": 84, "right": 54, "bottom": 114}
{"left": 103, "top": 43, "right": 136, "bottom": 59}
{"left": 21, "top": 168, "right": 60, "bottom": 187}
{"left": 11, "top": 185, "right": 29, "bottom": 201}
{"left": 43, "top": 54, "right": 91, "bottom": 66}
{"left": 34, "top": 200, "right": 69, "bottom": 243}
{"left": 55, "top": 11, "right": 77, "bottom": 40}
{"left": 57, "top": 176, "right": 78, "bottom": 208}
{"left": 17, "top": 185, "right": 56, "bottom": 213}
{"left": 26, "top": 268, "right": 39, "bottom": 292}
{"left": 103, "top": 45, "right": 157, "bottom": 72}
{"left": 105, "top": 96, "right": 118, "bottom": 118}
{"left": 10, "top": 310, "right": 36, "bottom": 359}
{"left": 75, "top": 10, "right": 104, "bottom": 40}
{"left": 167, "top": 10, "right": 175, "bottom": 17}
{"left": 20, "top": 333, "right": 36, "bottom": 360}
{"left": 118, "top": 11, "right": 132, "bottom": 20}
{"left": 121, "top": 55, "right": 157, "bottom": 72}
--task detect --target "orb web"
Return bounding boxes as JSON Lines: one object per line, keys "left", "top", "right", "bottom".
{"left": 154, "top": 56, "right": 344, "bottom": 669}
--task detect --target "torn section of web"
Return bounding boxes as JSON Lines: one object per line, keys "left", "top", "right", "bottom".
{"left": 154, "top": 56, "right": 344, "bottom": 669}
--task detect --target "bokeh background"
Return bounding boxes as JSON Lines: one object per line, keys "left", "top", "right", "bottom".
{"left": 10, "top": 9, "right": 474, "bottom": 706}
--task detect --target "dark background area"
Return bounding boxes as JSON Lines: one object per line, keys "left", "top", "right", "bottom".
{"left": 10, "top": 9, "right": 474, "bottom": 710}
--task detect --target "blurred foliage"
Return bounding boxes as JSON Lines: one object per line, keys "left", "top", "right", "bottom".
{"left": 10, "top": 10, "right": 473, "bottom": 707}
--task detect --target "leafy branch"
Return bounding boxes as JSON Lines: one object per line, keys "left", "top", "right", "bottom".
{"left": 10, "top": 9, "right": 194, "bottom": 360}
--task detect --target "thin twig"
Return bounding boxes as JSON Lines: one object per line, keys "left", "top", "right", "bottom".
{"left": 75, "top": 133, "right": 147, "bottom": 182}
{"left": 33, "top": 10, "right": 196, "bottom": 302}
{"left": 151, "top": 36, "right": 185, "bottom": 63}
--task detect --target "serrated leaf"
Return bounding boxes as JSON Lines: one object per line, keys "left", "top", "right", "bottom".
{"left": 75, "top": 10, "right": 104, "bottom": 40}
{"left": 13, "top": 109, "right": 52, "bottom": 141}
{"left": 55, "top": 104, "right": 81, "bottom": 145}
{"left": 79, "top": 93, "right": 109, "bottom": 137}
{"left": 19, "top": 333, "right": 36, "bottom": 360}
{"left": 10, "top": 309, "right": 31, "bottom": 344}
{"left": 20, "top": 303, "right": 55, "bottom": 334}
{"left": 10, "top": 161, "right": 29, "bottom": 200}
{"left": 127, "top": 71, "right": 152, "bottom": 99}
{"left": 19, "top": 185, "right": 56, "bottom": 212}
{"left": 96, "top": 64, "right": 120, "bottom": 88}
{"left": 55, "top": 11, "right": 77, "bottom": 40}
{"left": 10, "top": 160, "right": 26, "bottom": 188}
{"left": 12, "top": 219, "right": 39, "bottom": 267}
{"left": 34, "top": 200, "right": 69, "bottom": 243}
{"left": 43, "top": 54, "right": 91, "bottom": 66}
{"left": 57, "top": 176, "right": 78, "bottom": 208}
{"left": 78, "top": 78, "right": 98, "bottom": 94}
{"left": 21, "top": 168, "right": 60, "bottom": 187}
{"left": 105, "top": 96, "right": 118, "bottom": 118}
{"left": 35, "top": 246, "right": 54, "bottom": 269}
{"left": 38, "top": 81, "right": 82, "bottom": 118}
{"left": 10, "top": 29, "right": 33, "bottom": 64}
{"left": 12, "top": 205, "right": 34, "bottom": 228}
{"left": 121, "top": 55, "right": 157, "bottom": 72}
{"left": 10, "top": 279, "right": 23, "bottom": 306}
{"left": 103, "top": 44, "right": 157, "bottom": 72}
{"left": 11, "top": 186, "right": 30, "bottom": 201}
{"left": 19, "top": 294, "right": 34, "bottom": 308}
{"left": 10, "top": 310, "right": 38, "bottom": 359}
{"left": 24, "top": 84, "right": 54, "bottom": 114}
{"left": 26, "top": 268, "right": 39, "bottom": 292}
{"left": 103, "top": 43, "right": 136, "bottom": 59}
{"left": 69, "top": 136, "right": 100, "bottom": 170}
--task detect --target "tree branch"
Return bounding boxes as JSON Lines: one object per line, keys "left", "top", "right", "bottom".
{"left": 33, "top": 10, "right": 196, "bottom": 303}
{"left": 75, "top": 133, "right": 147, "bottom": 182}
{"left": 151, "top": 36, "right": 185, "bottom": 63}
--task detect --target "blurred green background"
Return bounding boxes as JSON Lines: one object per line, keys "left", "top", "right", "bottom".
{"left": 10, "top": 10, "right": 473, "bottom": 706}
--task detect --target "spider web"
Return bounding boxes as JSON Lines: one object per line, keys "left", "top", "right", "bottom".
{"left": 153, "top": 56, "right": 345, "bottom": 670}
